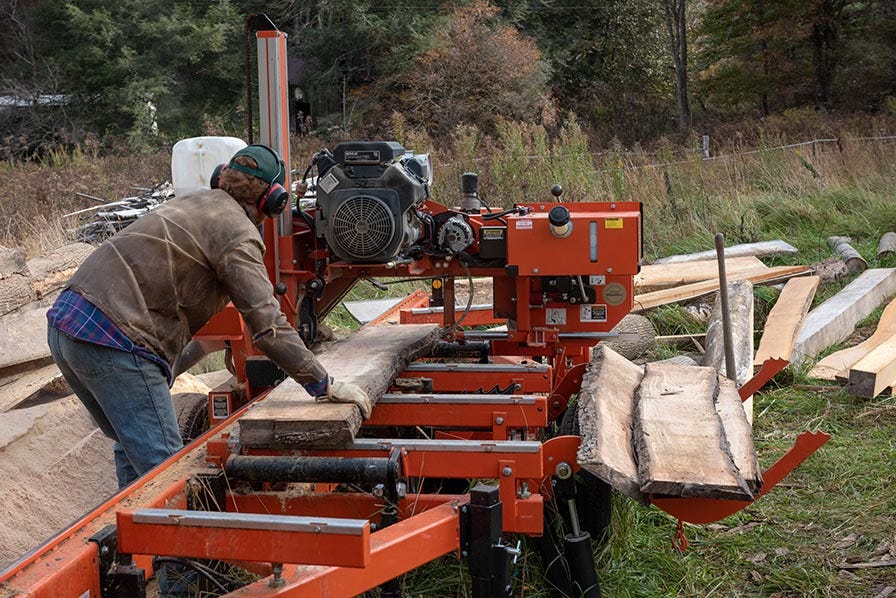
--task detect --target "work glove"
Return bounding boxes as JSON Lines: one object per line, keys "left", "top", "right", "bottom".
{"left": 315, "top": 378, "right": 373, "bottom": 419}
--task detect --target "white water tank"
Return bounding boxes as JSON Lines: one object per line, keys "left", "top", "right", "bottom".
{"left": 171, "top": 136, "right": 247, "bottom": 197}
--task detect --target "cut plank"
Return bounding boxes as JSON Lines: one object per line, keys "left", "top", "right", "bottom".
{"left": 631, "top": 265, "right": 810, "bottom": 313}
{"left": 0, "top": 307, "right": 52, "bottom": 378}
{"left": 0, "top": 364, "right": 66, "bottom": 413}
{"left": 635, "top": 256, "right": 767, "bottom": 292}
{"left": 792, "top": 269, "right": 896, "bottom": 366}
{"left": 754, "top": 276, "right": 820, "bottom": 366}
{"left": 239, "top": 324, "right": 441, "bottom": 448}
{"left": 652, "top": 240, "right": 798, "bottom": 264}
{"left": 633, "top": 362, "right": 753, "bottom": 500}
{"left": 716, "top": 376, "right": 763, "bottom": 495}
{"left": 846, "top": 333, "right": 896, "bottom": 398}
{"left": 576, "top": 345, "right": 646, "bottom": 504}
{"left": 827, "top": 236, "right": 867, "bottom": 273}
{"left": 809, "top": 299, "right": 896, "bottom": 381}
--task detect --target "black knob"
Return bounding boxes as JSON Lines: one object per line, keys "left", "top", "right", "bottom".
{"left": 550, "top": 184, "right": 564, "bottom": 199}
{"left": 274, "top": 282, "right": 287, "bottom": 296}
{"left": 548, "top": 205, "right": 570, "bottom": 227}
{"left": 461, "top": 172, "right": 479, "bottom": 194}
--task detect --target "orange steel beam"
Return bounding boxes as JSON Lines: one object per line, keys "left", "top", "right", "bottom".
{"left": 230, "top": 503, "right": 462, "bottom": 597}
{"left": 397, "top": 364, "right": 552, "bottom": 394}
{"left": 399, "top": 304, "right": 502, "bottom": 327}
{"left": 740, "top": 357, "right": 788, "bottom": 400}
{"left": 228, "top": 492, "right": 466, "bottom": 521}
{"left": 116, "top": 509, "right": 371, "bottom": 568}
{"left": 365, "top": 397, "right": 548, "bottom": 432}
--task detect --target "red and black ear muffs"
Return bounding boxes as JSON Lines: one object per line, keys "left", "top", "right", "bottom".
{"left": 209, "top": 147, "right": 289, "bottom": 217}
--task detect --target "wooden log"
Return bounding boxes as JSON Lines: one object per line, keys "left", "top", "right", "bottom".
{"left": 634, "top": 256, "right": 767, "bottom": 292}
{"left": 633, "top": 362, "right": 753, "bottom": 500}
{"left": 652, "top": 240, "right": 798, "bottom": 264}
{"left": 716, "top": 376, "right": 763, "bottom": 494}
{"left": 631, "top": 265, "right": 810, "bottom": 313}
{"left": 703, "top": 280, "right": 755, "bottom": 387}
{"left": 239, "top": 324, "right": 441, "bottom": 448}
{"left": 0, "top": 307, "right": 52, "bottom": 379}
{"left": 576, "top": 345, "right": 646, "bottom": 504}
{"left": 0, "top": 274, "right": 37, "bottom": 317}
{"left": 808, "top": 298, "right": 896, "bottom": 381}
{"left": 827, "top": 236, "right": 867, "bottom": 273}
{"left": 753, "top": 276, "right": 820, "bottom": 366}
{"left": 25, "top": 242, "right": 94, "bottom": 300}
{"left": 600, "top": 313, "right": 655, "bottom": 360}
{"left": 0, "top": 245, "right": 27, "bottom": 279}
{"left": 878, "top": 232, "right": 896, "bottom": 258}
{"left": 846, "top": 333, "right": 896, "bottom": 398}
{"left": 703, "top": 280, "right": 755, "bottom": 422}
{"left": 792, "top": 269, "right": 896, "bottom": 366}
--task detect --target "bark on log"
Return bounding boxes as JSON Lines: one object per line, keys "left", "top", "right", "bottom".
{"left": 239, "top": 324, "right": 441, "bottom": 449}
{"left": 0, "top": 246, "right": 27, "bottom": 279}
{"left": 601, "top": 313, "right": 655, "bottom": 360}
{"left": 703, "top": 280, "right": 755, "bottom": 422}
{"left": 0, "top": 274, "right": 37, "bottom": 317}
{"left": 576, "top": 345, "right": 646, "bottom": 504}
{"left": 716, "top": 376, "right": 763, "bottom": 494}
{"left": 878, "top": 233, "right": 896, "bottom": 258}
{"left": 827, "top": 236, "right": 867, "bottom": 273}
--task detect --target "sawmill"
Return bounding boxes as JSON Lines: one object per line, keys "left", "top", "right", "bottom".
{"left": 0, "top": 20, "right": 831, "bottom": 598}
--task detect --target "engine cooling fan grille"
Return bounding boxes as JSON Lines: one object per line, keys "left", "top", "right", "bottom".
{"left": 330, "top": 195, "right": 396, "bottom": 260}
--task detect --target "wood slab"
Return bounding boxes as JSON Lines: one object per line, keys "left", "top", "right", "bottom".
{"left": 576, "top": 345, "right": 646, "bottom": 504}
{"left": 716, "top": 376, "right": 763, "bottom": 494}
{"left": 703, "top": 280, "right": 755, "bottom": 421}
{"left": 792, "top": 269, "right": 896, "bottom": 366}
{"left": 0, "top": 307, "right": 52, "bottom": 378}
{"left": 239, "top": 324, "right": 441, "bottom": 448}
{"left": 0, "top": 364, "right": 66, "bottom": 413}
{"left": 652, "top": 240, "right": 798, "bottom": 264}
{"left": 634, "top": 256, "right": 767, "bottom": 292}
{"left": 809, "top": 299, "right": 896, "bottom": 381}
{"left": 633, "top": 363, "right": 753, "bottom": 500}
{"left": 631, "top": 265, "right": 810, "bottom": 313}
{"left": 754, "top": 276, "right": 820, "bottom": 366}
{"left": 846, "top": 333, "right": 896, "bottom": 398}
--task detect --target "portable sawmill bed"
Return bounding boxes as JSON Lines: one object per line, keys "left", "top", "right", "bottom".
{"left": 0, "top": 322, "right": 828, "bottom": 598}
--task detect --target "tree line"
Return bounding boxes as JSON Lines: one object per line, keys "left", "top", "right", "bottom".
{"left": 1, "top": 0, "right": 894, "bottom": 159}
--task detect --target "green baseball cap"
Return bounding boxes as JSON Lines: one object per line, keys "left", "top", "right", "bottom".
{"left": 227, "top": 144, "right": 286, "bottom": 186}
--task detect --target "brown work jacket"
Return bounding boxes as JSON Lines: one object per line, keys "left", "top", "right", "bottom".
{"left": 66, "top": 189, "right": 327, "bottom": 385}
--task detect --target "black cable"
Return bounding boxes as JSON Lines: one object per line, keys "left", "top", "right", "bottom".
{"left": 152, "top": 557, "right": 232, "bottom": 595}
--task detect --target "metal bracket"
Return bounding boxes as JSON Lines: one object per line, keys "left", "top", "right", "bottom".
{"left": 88, "top": 525, "right": 146, "bottom": 598}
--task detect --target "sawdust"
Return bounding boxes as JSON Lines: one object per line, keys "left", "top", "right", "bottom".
{"left": 0, "top": 396, "right": 117, "bottom": 569}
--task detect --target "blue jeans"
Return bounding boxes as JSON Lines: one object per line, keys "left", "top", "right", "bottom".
{"left": 47, "top": 326, "right": 183, "bottom": 488}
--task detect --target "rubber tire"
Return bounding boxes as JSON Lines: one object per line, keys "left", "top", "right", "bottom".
{"left": 559, "top": 404, "right": 612, "bottom": 545}
{"left": 172, "top": 392, "right": 209, "bottom": 443}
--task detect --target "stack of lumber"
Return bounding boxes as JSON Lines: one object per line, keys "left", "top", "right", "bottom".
{"left": 809, "top": 297, "right": 896, "bottom": 398}
{"left": 577, "top": 345, "right": 761, "bottom": 502}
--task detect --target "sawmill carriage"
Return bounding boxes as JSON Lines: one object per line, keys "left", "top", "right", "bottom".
{"left": 0, "top": 20, "right": 828, "bottom": 598}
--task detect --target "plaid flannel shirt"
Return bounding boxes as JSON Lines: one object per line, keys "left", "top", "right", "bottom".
{"left": 47, "top": 289, "right": 173, "bottom": 385}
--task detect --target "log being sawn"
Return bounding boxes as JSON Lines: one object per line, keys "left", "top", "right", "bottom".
{"left": 239, "top": 324, "right": 441, "bottom": 448}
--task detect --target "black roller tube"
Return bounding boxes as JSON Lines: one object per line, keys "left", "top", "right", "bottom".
{"left": 432, "top": 341, "right": 491, "bottom": 360}
{"left": 225, "top": 455, "right": 390, "bottom": 485}
{"left": 564, "top": 532, "right": 602, "bottom": 597}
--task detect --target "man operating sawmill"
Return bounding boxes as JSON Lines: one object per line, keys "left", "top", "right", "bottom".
{"left": 45, "top": 144, "right": 371, "bottom": 489}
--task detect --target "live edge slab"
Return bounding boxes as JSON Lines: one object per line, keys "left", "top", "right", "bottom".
{"left": 239, "top": 324, "right": 441, "bottom": 449}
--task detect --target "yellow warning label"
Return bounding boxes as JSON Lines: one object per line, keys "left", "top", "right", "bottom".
{"left": 605, "top": 218, "right": 623, "bottom": 229}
